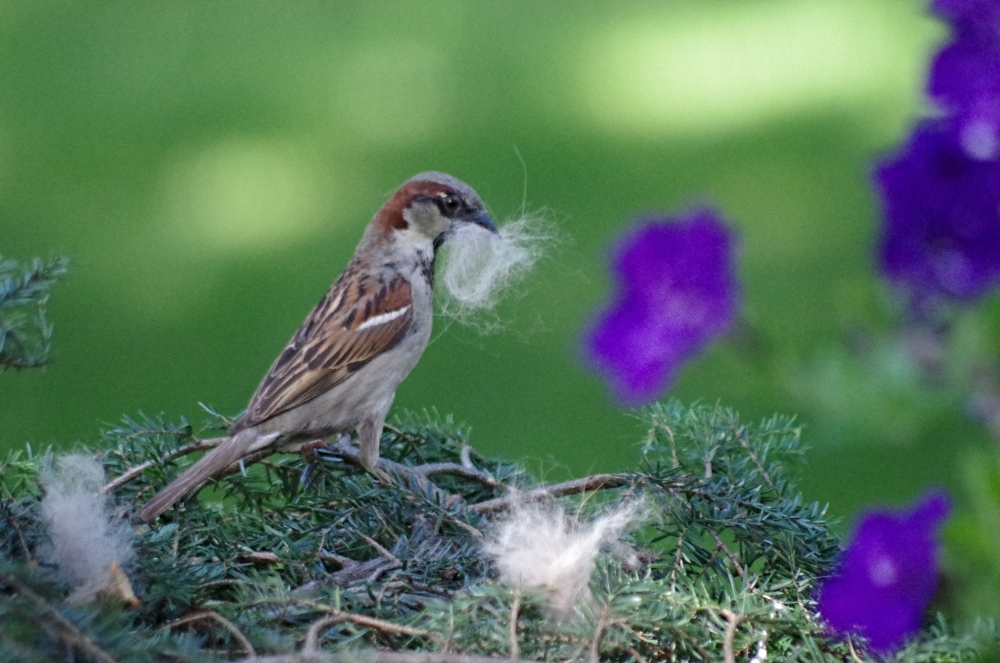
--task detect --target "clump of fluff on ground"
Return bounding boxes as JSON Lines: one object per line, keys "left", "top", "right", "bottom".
{"left": 439, "top": 214, "right": 554, "bottom": 332}
{"left": 39, "top": 454, "right": 135, "bottom": 603}
{"left": 482, "top": 498, "right": 644, "bottom": 618}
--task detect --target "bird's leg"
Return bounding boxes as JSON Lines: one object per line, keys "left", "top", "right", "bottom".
{"left": 357, "top": 413, "right": 386, "bottom": 475}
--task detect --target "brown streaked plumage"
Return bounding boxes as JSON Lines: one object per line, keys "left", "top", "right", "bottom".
{"left": 137, "top": 172, "right": 497, "bottom": 522}
{"left": 231, "top": 268, "right": 414, "bottom": 433}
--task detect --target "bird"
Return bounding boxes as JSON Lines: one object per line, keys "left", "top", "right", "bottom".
{"left": 137, "top": 172, "right": 497, "bottom": 522}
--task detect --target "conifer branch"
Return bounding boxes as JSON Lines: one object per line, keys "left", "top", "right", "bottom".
{"left": 0, "top": 255, "right": 68, "bottom": 371}
{"left": 0, "top": 402, "right": 989, "bottom": 661}
{"left": 245, "top": 653, "right": 545, "bottom": 663}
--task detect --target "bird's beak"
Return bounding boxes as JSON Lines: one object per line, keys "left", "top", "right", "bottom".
{"left": 467, "top": 210, "right": 499, "bottom": 234}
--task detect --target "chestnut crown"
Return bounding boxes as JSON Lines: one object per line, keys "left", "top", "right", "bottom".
{"left": 374, "top": 172, "right": 497, "bottom": 242}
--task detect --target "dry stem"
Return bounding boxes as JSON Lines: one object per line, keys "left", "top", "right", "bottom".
{"left": 721, "top": 609, "right": 745, "bottom": 663}
{"left": 165, "top": 610, "right": 255, "bottom": 658}
{"left": 847, "top": 637, "right": 867, "bottom": 663}
{"left": 588, "top": 614, "right": 609, "bottom": 663}
{"left": 302, "top": 612, "right": 428, "bottom": 652}
{"left": 508, "top": 594, "right": 521, "bottom": 660}
{"left": 470, "top": 473, "right": 632, "bottom": 514}
{"left": 708, "top": 529, "right": 745, "bottom": 578}
{"left": 102, "top": 437, "right": 225, "bottom": 493}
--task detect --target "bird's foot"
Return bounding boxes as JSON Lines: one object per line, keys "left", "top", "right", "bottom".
{"left": 297, "top": 438, "right": 333, "bottom": 458}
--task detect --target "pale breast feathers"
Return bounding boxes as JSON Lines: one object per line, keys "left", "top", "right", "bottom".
{"left": 231, "top": 268, "right": 415, "bottom": 432}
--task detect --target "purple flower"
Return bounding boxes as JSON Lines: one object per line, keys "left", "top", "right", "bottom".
{"left": 929, "top": 0, "right": 1000, "bottom": 159}
{"left": 876, "top": 121, "right": 1000, "bottom": 307}
{"left": 817, "top": 490, "right": 952, "bottom": 655}
{"left": 582, "top": 209, "right": 739, "bottom": 406}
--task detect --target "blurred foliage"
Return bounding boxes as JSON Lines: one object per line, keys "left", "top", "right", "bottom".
{"left": 0, "top": 0, "right": 972, "bottom": 525}
{"left": 0, "top": 401, "right": 990, "bottom": 661}
{"left": 948, "top": 448, "right": 1000, "bottom": 626}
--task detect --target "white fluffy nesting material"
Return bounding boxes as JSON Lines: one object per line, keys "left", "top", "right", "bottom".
{"left": 40, "top": 454, "right": 135, "bottom": 603}
{"left": 439, "top": 215, "right": 552, "bottom": 332}
{"left": 483, "top": 499, "right": 643, "bottom": 618}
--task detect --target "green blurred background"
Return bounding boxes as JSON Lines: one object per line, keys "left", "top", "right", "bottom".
{"left": 3, "top": 0, "right": 992, "bottom": 525}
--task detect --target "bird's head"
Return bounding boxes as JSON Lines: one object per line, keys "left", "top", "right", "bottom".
{"left": 372, "top": 172, "right": 497, "bottom": 250}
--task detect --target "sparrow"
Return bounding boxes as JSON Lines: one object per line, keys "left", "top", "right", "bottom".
{"left": 137, "top": 172, "right": 497, "bottom": 522}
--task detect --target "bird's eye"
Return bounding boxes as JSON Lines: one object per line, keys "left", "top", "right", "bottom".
{"left": 441, "top": 195, "right": 461, "bottom": 215}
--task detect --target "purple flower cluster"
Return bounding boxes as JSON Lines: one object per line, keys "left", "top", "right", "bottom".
{"left": 930, "top": 0, "right": 1000, "bottom": 160}
{"left": 817, "top": 490, "right": 952, "bottom": 655}
{"left": 583, "top": 210, "right": 738, "bottom": 406}
{"left": 877, "top": 121, "right": 1000, "bottom": 305}
{"left": 876, "top": 2, "right": 1000, "bottom": 307}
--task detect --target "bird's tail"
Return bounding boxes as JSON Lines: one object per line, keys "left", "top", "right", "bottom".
{"left": 137, "top": 428, "right": 260, "bottom": 522}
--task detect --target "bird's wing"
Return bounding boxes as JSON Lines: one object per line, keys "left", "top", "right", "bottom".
{"left": 232, "top": 265, "right": 415, "bottom": 432}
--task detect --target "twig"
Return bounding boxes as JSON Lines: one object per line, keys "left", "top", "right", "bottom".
{"left": 411, "top": 461, "right": 504, "bottom": 490}
{"left": 663, "top": 425, "right": 679, "bottom": 469}
{"left": 252, "top": 598, "right": 428, "bottom": 642}
{"left": 509, "top": 594, "right": 521, "bottom": 660}
{"left": 847, "top": 637, "right": 866, "bottom": 663}
{"left": 708, "top": 529, "right": 745, "bottom": 578}
{"left": 588, "top": 614, "right": 608, "bottom": 663}
{"left": 325, "top": 557, "right": 400, "bottom": 588}
{"left": 165, "top": 610, "right": 256, "bottom": 658}
{"left": 102, "top": 437, "right": 225, "bottom": 493}
{"left": 1, "top": 573, "right": 119, "bottom": 663}
{"left": 317, "top": 530, "right": 356, "bottom": 569}
{"left": 459, "top": 445, "right": 475, "bottom": 471}
{"left": 670, "top": 532, "right": 685, "bottom": 583}
{"left": 114, "top": 425, "right": 203, "bottom": 443}
{"left": 328, "top": 439, "right": 451, "bottom": 504}
{"left": 736, "top": 427, "right": 773, "bottom": 489}
{"left": 382, "top": 424, "right": 431, "bottom": 464}
{"left": 318, "top": 549, "right": 356, "bottom": 568}
{"left": 721, "top": 609, "right": 745, "bottom": 663}
{"left": 328, "top": 440, "right": 485, "bottom": 540}
{"left": 218, "top": 444, "right": 286, "bottom": 480}
{"left": 432, "top": 512, "right": 483, "bottom": 540}
{"left": 692, "top": 545, "right": 723, "bottom": 586}
{"left": 303, "top": 612, "right": 428, "bottom": 652}
{"left": 239, "top": 551, "right": 282, "bottom": 564}
{"left": 471, "top": 474, "right": 633, "bottom": 514}
{"left": 303, "top": 615, "right": 342, "bottom": 653}
{"left": 358, "top": 533, "right": 400, "bottom": 563}
{"left": 383, "top": 423, "right": 420, "bottom": 444}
